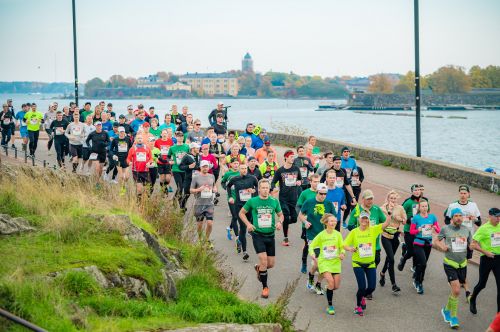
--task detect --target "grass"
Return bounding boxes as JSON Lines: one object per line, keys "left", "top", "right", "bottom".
{"left": 426, "top": 170, "right": 437, "bottom": 178}
{"left": 399, "top": 163, "right": 410, "bottom": 171}
{"left": 382, "top": 159, "right": 392, "bottom": 167}
{"left": 0, "top": 165, "right": 291, "bottom": 332}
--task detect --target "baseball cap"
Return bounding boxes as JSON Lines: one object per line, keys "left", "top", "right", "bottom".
{"left": 94, "top": 121, "right": 102, "bottom": 126}
{"left": 458, "top": 184, "right": 470, "bottom": 192}
{"left": 362, "top": 189, "right": 374, "bottom": 200}
{"left": 260, "top": 128, "right": 267, "bottom": 134}
{"left": 332, "top": 156, "right": 341, "bottom": 162}
{"left": 489, "top": 208, "right": 500, "bottom": 217}
{"left": 119, "top": 114, "right": 126, "bottom": 119}
{"left": 341, "top": 146, "right": 350, "bottom": 152}
{"left": 142, "top": 122, "right": 150, "bottom": 128}
{"left": 248, "top": 156, "right": 256, "bottom": 162}
{"left": 200, "top": 160, "right": 210, "bottom": 168}
{"left": 359, "top": 211, "right": 370, "bottom": 219}
{"left": 189, "top": 142, "right": 200, "bottom": 149}
{"left": 450, "top": 208, "right": 463, "bottom": 218}
{"left": 264, "top": 140, "right": 271, "bottom": 145}
{"left": 112, "top": 122, "right": 119, "bottom": 127}
{"left": 118, "top": 126, "right": 126, "bottom": 132}
{"left": 410, "top": 184, "right": 419, "bottom": 191}
{"left": 127, "top": 105, "right": 133, "bottom": 110}
{"left": 317, "top": 183, "right": 328, "bottom": 193}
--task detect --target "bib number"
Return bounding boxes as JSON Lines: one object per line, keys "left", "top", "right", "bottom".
{"left": 89, "top": 153, "right": 98, "bottom": 160}
{"left": 200, "top": 189, "right": 213, "bottom": 199}
{"left": 358, "top": 243, "right": 373, "bottom": 258}
{"left": 346, "top": 168, "right": 352, "bottom": 178}
{"left": 136, "top": 152, "right": 147, "bottom": 162}
{"left": 161, "top": 146, "right": 169, "bottom": 155}
{"left": 284, "top": 174, "right": 297, "bottom": 187}
{"left": 351, "top": 177, "right": 360, "bottom": 187}
{"left": 30, "top": 118, "right": 38, "bottom": 125}
{"left": 3, "top": 118, "right": 10, "bottom": 125}
{"left": 335, "top": 178, "right": 344, "bottom": 188}
{"left": 239, "top": 189, "right": 252, "bottom": 202}
{"left": 451, "top": 237, "right": 467, "bottom": 253}
{"left": 176, "top": 152, "right": 185, "bottom": 164}
{"left": 73, "top": 127, "right": 82, "bottom": 135}
{"left": 421, "top": 225, "right": 433, "bottom": 237}
{"left": 491, "top": 233, "right": 500, "bottom": 248}
{"left": 257, "top": 213, "right": 272, "bottom": 228}
{"left": 56, "top": 127, "right": 64, "bottom": 135}
{"left": 118, "top": 142, "right": 128, "bottom": 153}
{"left": 299, "top": 167, "right": 308, "bottom": 178}
{"left": 323, "top": 246, "right": 337, "bottom": 260}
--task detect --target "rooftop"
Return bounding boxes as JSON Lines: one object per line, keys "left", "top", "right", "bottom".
{"left": 180, "top": 72, "right": 237, "bottom": 79}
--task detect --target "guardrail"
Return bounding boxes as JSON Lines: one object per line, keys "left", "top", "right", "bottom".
{"left": 0, "top": 145, "right": 58, "bottom": 169}
{"left": 0, "top": 308, "right": 47, "bottom": 332}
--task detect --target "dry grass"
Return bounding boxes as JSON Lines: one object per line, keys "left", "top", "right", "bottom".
{"left": 269, "top": 120, "right": 309, "bottom": 136}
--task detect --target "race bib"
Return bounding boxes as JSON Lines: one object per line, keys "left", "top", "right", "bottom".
{"left": 284, "top": 173, "right": 297, "bottom": 187}
{"left": 451, "top": 237, "right": 467, "bottom": 253}
{"left": 351, "top": 177, "right": 360, "bottom": 187}
{"left": 30, "top": 118, "right": 38, "bottom": 125}
{"left": 56, "top": 127, "right": 64, "bottom": 135}
{"left": 239, "top": 189, "right": 252, "bottom": 202}
{"left": 73, "top": 126, "right": 82, "bottom": 135}
{"left": 346, "top": 168, "right": 352, "bottom": 178}
{"left": 161, "top": 146, "right": 169, "bottom": 155}
{"left": 148, "top": 136, "right": 156, "bottom": 142}
{"left": 421, "top": 225, "right": 433, "bottom": 237}
{"left": 358, "top": 243, "right": 373, "bottom": 258}
{"left": 3, "top": 118, "right": 10, "bottom": 125}
{"left": 491, "top": 233, "right": 500, "bottom": 248}
{"left": 257, "top": 213, "right": 272, "bottom": 228}
{"left": 118, "top": 142, "right": 128, "bottom": 153}
{"left": 299, "top": 167, "right": 308, "bottom": 178}
{"left": 136, "top": 152, "right": 147, "bottom": 162}
{"left": 323, "top": 245, "right": 337, "bottom": 260}
{"left": 89, "top": 153, "right": 98, "bottom": 160}
{"left": 335, "top": 178, "right": 344, "bottom": 188}
{"left": 412, "top": 205, "right": 418, "bottom": 216}
{"left": 200, "top": 189, "right": 213, "bottom": 199}
{"left": 176, "top": 152, "right": 185, "bottom": 164}
{"left": 369, "top": 218, "right": 377, "bottom": 227}
{"left": 333, "top": 202, "right": 339, "bottom": 212}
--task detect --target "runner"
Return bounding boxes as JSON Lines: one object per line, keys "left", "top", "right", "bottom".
{"left": 213, "top": 113, "right": 227, "bottom": 136}
{"left": 127, "top": 135, "right": 153, "bottom": 199}
{"left": 470, "top": 207, "right": 500, "bottom": 315}
{"left": 170, "top": 104, "right": 181, "bottom": 125}
{"left": 410, "top": 200, "right": 440, "bottom": 294}
{"left": 247, "top": 156, "right": 262, "bottom": 180}
{"left": 259, "top": 150, "right": 279, "bottom": 180}
{"left": 49, "top": 111, "right": 70, "bottom": 168}
{"left": 344, "top": 211, "right": 391, "bottom": 316}
{"left": 208, "top": 102, "right": 228, "bottom": 127}
{"left": 226, "top": 163, "right": 259, "bottom": 260}
{"left": 0, "top": 103, "right": 14, "bottom": 147}
{"left": 308, "top": 213, "right": 345, "bottom": 315}
{"left": 299, "top": 183, "right": 336, "bottom": 295}
{"left": 190, "top": 160, "right": 217, "bottom": 246}
{"left": 149, "top": 118, "right": 162, "bottom": 138}
{"left": 110, "top": 127, "right": 132, "bottom": 189}
{"left": 187, "top": 119, "right": 204, "bottom": 144}
{"left": 85, "top": 122, "right": 110, "bottom": 179}
{"left": 325, "top": 170, "right": 347, "bottom": 231}
{"left": 178, "top": 142, "right": 201, "bottom": 211}
{"left": 23, "top": 103, "right": 43, "bottom": 157}
{"left": 65, "top": 113, "right": 85, "bottom": 173}
{"left": 293, "top": 145, "right": 314, "bottom": 191}
{"left": 340, "top": 146, "right": 357, "bottom": 178}
{"left": 297, "top": 174, "right": 321, "bottom": 273}
{"left": 252, "top": 128, "right": 269, "bottom": 150}
{"left": 6, "top": 98, "right": 16, "bottom": 148}
{"left": 117, "top": 114, "right": 131, "bottom": 135}
{"left": 398, "top": 184, "right": 429, "bottom": 272}
{"left": 43, "top": 103, "right": 57, "bottom": 155}
{"left": 244, "top": 136, "right": 255, "bottom": 158}
{"left": 81, "top": 115, "right": 96, "bottom": 174}
{"left": 379, "top": 190, "right": 405, "bottom": 294}
{"left": 168, "top": 131, "right": 189, "bottom": 205}
{"left": 435, "top": 208, "right": 472, "bottom": 329}
{"left": 159, "top": 113, "right": 176, "bottom": 133}
{"left": 208, "top": 133, "right": 225, "bottom": 183}
{"left": 239, "top": 179, "right": 284, "bottom": 299}
{"left": 15, "top": 103, "right": 29, "bottom": 151}
{"left": 271, "top": 150, "right": 302, "bottom": 246}
{"left": 80, "top": 102, "right": 93, "bottom": 122}
{"left": 254, "top": 140, "right": 277, "bottom": 164}
{"left": 154, "top": 129, "right": 174, "bottom": 195}
{"left": 316, "top": 152, "right": 334, "bottom": 177}
{"left": 221, "top": 158, "right": 241, "bottom": 241}
{"left": 350, "top": 167, "right": 365, "bottom": 202}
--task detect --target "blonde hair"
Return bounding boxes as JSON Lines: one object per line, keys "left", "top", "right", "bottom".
{"left": 385, "top": 190, "right": 400, "bottom": 205}
{"left": 391, "top": 205, "right": 406, "bottom": 222}
{"left": 321, "top": 213, "right": 337, "bottom": 225}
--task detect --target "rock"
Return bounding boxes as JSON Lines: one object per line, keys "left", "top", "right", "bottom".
{"left": 83, "top": 265, "right": 110, "bottom": 289}
{"left": 0, "top": 214, "right": 35, "bottom": 235}
{"left": 161, "top": 323, "right": 282, "bottom": 332}
{"left": 156, "top": 268, "right": 177, "bottom": 300}
{"left": 122, "top": 276, "right": 150, "bottom": 299}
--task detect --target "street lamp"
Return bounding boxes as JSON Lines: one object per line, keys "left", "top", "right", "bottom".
{"left": 414, "top": 0, "right": 421, "bottom": 157}
{"left": 72, "top": 0, "right": 79, "bottom": 106}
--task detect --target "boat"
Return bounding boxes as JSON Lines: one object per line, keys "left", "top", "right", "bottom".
{"left": 315, "top": 104, "right": 346, "bottom": 111}
{"left": 427, "top": 105, "right": 473, "bottom": 111}
{"left": 343, "top": 105, "right": 412, "bottom": 111}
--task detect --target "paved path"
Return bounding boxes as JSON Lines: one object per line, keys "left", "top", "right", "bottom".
{"left": 2, "top": 141, "right": 498, "bottom": 332}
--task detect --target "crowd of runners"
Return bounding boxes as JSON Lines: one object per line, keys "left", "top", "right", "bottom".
{"left": 1, "top": 98, "right": 499, "bottom": 330}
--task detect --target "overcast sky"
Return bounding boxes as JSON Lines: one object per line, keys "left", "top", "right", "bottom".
{"left": 1, "top": 0, "right": 499, "bottom": 82}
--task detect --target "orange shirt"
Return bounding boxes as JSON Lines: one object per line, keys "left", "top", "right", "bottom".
{"left": 254, "top": 147, "right": 277, "bottom": 164}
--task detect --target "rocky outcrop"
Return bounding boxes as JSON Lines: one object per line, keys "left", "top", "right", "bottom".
{"left": 163, "top": 324, "right": 282, "bottom": 332}
{"left": 0, "top": 214, "right": 35, "bottom": 235}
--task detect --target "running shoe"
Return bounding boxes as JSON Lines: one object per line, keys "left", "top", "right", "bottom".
{"left": 354, "top": 306, "right": 364, "bottom": 316}
{"left": 306, "top": 280, "right": 315, "bottom": 292}
{"left": 410, "top": 266, "right": 416, "bottom": 273}
{"left": 242, "top": 252, "right": 249, "bottom": 261}
{"left": 168, "top": 186, "right": 173, "bottom": 193}
{"left": 281, "top": 237, "right": 289, "bottom": 246}
{"left": 226, "top": 227, "right": 232, "bottom": 240}
{"left": 465, "top": 291, "right": 471, "bottom": 303}
{"left": 413, "top": 280, "right": 418, "bottom": 290}
{"left": 342, "top": 222, "right": 347, "bottom": 229}
{"left": 261, "top": 287, "right": 269, "bottom": 299}
{"left": 441, "top": 307, "right": 451, "bottom": 323}
{"left": 360, "top": 297, "right": 367, "bottom": 310}
{"left": 314, "top": 283, "right": 325, "bottom": 295}
{"left": 379, "top": 272, "right": 386, "bottom": 287}
{"left": 417, "top": 283, "right": 424, "bottom": 295}
{"left": 300, "top": 262, "right": 307, "bottom": 274}
{"left": 392, "top": 284, "right": 401, "bottom": 295}
{"left": 469, "top": 297, "right": 477, "bottom": 314}
{"left": 254, "top": 264, "right": 261, "bottom": 281}
{"left": 449, "top": 316, "right": 460, "bottom": 329}
{"left": 397, "top": 258, "right": 405, "bottom": 272}
{"left": 326, "top": 305, "right": 335, "bottom": 315}
{"left": 236, "top": 239, "right": 242, "bottom": 253}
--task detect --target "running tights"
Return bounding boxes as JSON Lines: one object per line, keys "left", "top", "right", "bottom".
{"left": 414, "top": 245, "right": 432, "bottom": 284}
{"left": 381, "top": 236, "right": 400, "bottom": 285}
{"left": 353, "top": 266, "right": 376, "bottom": 306}
{"left": 228, "top": 203, "right": 239, "bottom": 237}
{"left": 471, "top": 255, "right": 500, "bottom": 312}
{"left": 28, "top": 130, "right": 39, "bottom": 155}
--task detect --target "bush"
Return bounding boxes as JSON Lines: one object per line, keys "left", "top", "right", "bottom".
{"left": 382, "top": 159, "right": 392, "bottom": 167}
{"left": 426, "top": 171, "right": 437, "bottom": 178}
{"left": 399, "top": 164, "right": 410, "bottom": 171}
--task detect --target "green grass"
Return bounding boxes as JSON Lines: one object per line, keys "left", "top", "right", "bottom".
{"left": 426, "top": 170, "right": 437, "bottom": 178}
{"left": 382, "top": 159, "right": 392, "bottom": 167}
{"left": 0, "top": 166, "right": 291, "bottom": 331}
{"left": 399, "top": 163, "right": 410, "bottom": 171}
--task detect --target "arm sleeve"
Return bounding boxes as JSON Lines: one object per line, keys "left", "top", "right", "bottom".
{"left": 178, "top": 157, "right": 189, "bottom": 171}
{"left": 226, "top": 178, "right": 234, "bottom": 197}
{"left": 433, "top": 220, "right": 441, "bottom": 234}
{"left": 409, "top": 222, "right": 419, "bottom": 235}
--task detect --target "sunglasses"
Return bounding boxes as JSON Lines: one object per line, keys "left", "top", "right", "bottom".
{"left": 318, "top": 192, "right": 327, "bottom": 196}
{"left": 195, "top": 124, "right": 201, "bottom": 126}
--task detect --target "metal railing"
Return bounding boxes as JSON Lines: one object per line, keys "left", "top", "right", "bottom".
{"left": 0, "top": 308, "right": 47, "bottom": 332}
{"left": 1, "top": 145, "right": 58, "bottom": 170}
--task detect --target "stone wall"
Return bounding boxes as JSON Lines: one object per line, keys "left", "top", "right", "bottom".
{"left": 349, "top": 93, "right": 500, "bottom": 106}
{"left": 267, "top": 132, "right": 500, "bottom": 192}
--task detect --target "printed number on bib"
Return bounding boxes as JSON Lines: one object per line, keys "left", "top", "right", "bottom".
{"left": 239, "top": 189, "right": 252, "bottom": 201}
{"left": 346, "top": 168, "right": 352, "bottom": 178}
{"left": 257, "top": 213, "right": 272, "bottom": 228}
{"left": 358, "top": 243, "right": 373, "bottom": 258}
{"left": 3, "top": 118, "right": 10, "bottom": 125}
{"left": 200, "top": 189, "right": 212, "bottom": 199}
{"left": 73, "top": 127, "right": 82, "bottom": 135}
{"left": 89, "top": 153, "right": 98, "bottom": 160}
{"left": 335, "top": 178, "right": 344, "bottom": 188}
{"left": 299, "top": 167, "right": 308, "bottom": 178}
{"left": 284, "top": 173, "right": 297, "bottom": 187}
{"left": 118, "top": 143, "right": 128, "bottom": 152}
{"left": 136, "top": 152, "right": 147, "bottom": 162}
{"left": 323, "top": 246, "right": 337, "bottom": 260}
{"left": 351, "top": 178, "right": 360, "bottom": 187}
{"left": 30, "top": 118, "right": 38, "bottom": 125}
{"left": 451, "top": 237, "right": 467, "bottom": 253}
{"left": 421, "top": 225, "right": 433, "bottom": 237}
{"left": 491, "top": 233, "right": 500, "bottom": 248}
{"left": 176, "top": 152, "right": 185, "bottom": 164}
{"left": 161, "top": 146, "right": 169, "bottom": 155}
{"left": 56, "top": 127, "right": 64, "bottom": 135}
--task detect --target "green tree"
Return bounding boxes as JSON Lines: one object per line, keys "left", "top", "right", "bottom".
{"left": 483, "top": 65, "right": 500, "bottom": 88}
{"left": 238, "top": 72, "right": 257, "bottom": 96}
{"left": 428, "top": 65, "right": 471, "bottom": 93}
{"left": 393, "top": 71, "right": 428, "bottom": 93}
{"left": 84, "top": 77, "right": 105, "bottom": 97}
{"left": 469, "top": 66, "right": 491, "bottom": 88}
{"left": 257, "top": 77, "right": 274, "bottom": 97}
{"left": 368, "top": 74, "right": 394, "bottom": 93}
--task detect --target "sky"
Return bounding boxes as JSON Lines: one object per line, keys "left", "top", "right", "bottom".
{"left": 0, "top": 0, "right": 499, "bottom": 82}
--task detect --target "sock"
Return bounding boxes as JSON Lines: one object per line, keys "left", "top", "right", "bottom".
{"left": 326, "top": 288, "right": 333, "bottom": 305}
{"left": 72, "top": 163, "right": 78, "bottom": 172}
{"left": 302, "top": 244, "right": 308, "bottom": 264}
{"left": 308, "top": 273, "right": 315, "bottom": 284}
{"left": 315, "top": 281, "right": 321, "bottom": 289}
{"left": 259, "top": 270, "right": 268, "bottom": 288}
{"left": 465, "top": 290, "right": 471, "bottom": 298}
{"left": 446, "top": 295, "right": 458, "bottom": 317}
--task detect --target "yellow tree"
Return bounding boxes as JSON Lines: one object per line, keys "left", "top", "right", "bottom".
{"left": 368, "top": 74, "right": 394, "bottom": 93}
{"left": 428, "top": 66, "right": 471, "bottom": 93}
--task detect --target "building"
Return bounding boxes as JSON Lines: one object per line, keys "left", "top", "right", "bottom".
{"left": 242, "top": 52, "right": 253, "bottom": 72}
{"left": 164, "top": 82, "right": 191, "bottom": 92}
{"left": 179, "top": 73, "right": 239, "bottom": 97}
{"left": 137, "top": 74, "right": 165, "bottom": 89}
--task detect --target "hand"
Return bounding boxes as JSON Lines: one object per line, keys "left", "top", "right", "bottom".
{"left": 247, "top": 224, "right": 255, "bottom": 232}
{"left": 228, "top": 197, "right": 234, "bottom": 204}
{"left": 443, "top": 245, "right": 450, "bottom": 252}
{"left": 341, "top": 204, "right": 347, "bottom": 210}
{"left": 304, "top": 160, "right": 309, "bottom": 165}
{"left": 112, "top": 155, "right": 118, "bottom": 161}
{"left": 296, "top": 180, "right": 302, "bottom": 186}
{"left": 248, "top": 188, "right": 256, "bottom": 194}
{"left": 339, "top": 253, "right": 345, "bottom": 260}
{"left": 276, "top": 222, "right": 282, "bottom": 231}
{"left": 304, "top": 221, "right": 311, "bottom": 229}
{"left": 188, "top": 162, "right": 195, "bottom": 169}
{"left": 485, "top": 251, "right": 495, "bottom": 258}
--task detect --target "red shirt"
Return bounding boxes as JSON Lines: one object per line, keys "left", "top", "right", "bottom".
{"left": 154, "top": 138, "right": 174, "bottom": 164}
{"left": 127, "top": 145, "right": 152, "bottom": 172}
{"left": 201, "top": 154, "right": 218, "bottom": 173}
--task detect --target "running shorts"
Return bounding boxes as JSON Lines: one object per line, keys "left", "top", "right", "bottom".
{"left": 157, "top": 163, "right": 171, "bottom": 175}
{"left": 20, "top": 127, "right": 28, "bottom": 138}
{"left": 132, "top": 171, "right": 149, "bottom": 184}
{"left": 444, "top": 264, "right": 467, "bottom": 284}
{"left": 194, "top": 204, "right": 214, "bottom": 221}
{"left": 251, "top": 232, "right": 276, "bottom": 256}
{"left": 69, "top": 144, "right": 83, "bottom": 159}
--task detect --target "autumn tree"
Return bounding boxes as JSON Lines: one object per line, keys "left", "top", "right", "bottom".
{"left": 368, "top": 74, "right": 394, "bottom": 93}
{"left": 394, "top": 71, "right": 429, "bottom": 93}
{"left": 427, "top": 65, "right": 471, "bottom": 93}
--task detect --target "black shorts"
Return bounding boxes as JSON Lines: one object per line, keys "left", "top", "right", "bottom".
{"left": 10, "top": 124, "right": 15, "bottom": 134}
{"left": 132, "top": 171, "right": 149, "bottom": 184}
{"left": 444, "top": 264, "right": 467, "bottom": 284}
{"left": 301, "top": 227, "right": 307, "bottom": 240}
{"left": 69, "top": 144, "right": 83, "bottom": 158}
{"left": 157, "top": 163, "right": 171, "bottom": 175}
{"left": 117, "top": 157, "right": 128, "bottom": 168}
{"left": 251, "top": 232, "right": 275, "bottom": 256}
{"left": 82, "top": 147, "right": 90, "bottom": 161}
{"left": 90, "top": 150, "right": 106, "bottom": 163}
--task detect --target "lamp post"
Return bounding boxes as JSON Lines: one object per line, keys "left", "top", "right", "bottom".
{"left": 72, "top": 0, "right": 79, "bottom": 106}
{"left": 414, "top": 0, "right": 421, "bottom": 157}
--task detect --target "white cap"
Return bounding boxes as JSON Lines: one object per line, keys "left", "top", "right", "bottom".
{"left": 200, "top": 160, "right": 210, "bottom": 167}
{"left": 317, "top": 183, "right": 328, "bottom": 192}
{"left": 117, "top": 126, "right": 126, "bottom": 132}
{"left": 189, "top": 142, "right": 200, "bottom": 149}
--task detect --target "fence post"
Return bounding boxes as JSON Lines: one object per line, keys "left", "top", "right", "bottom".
{"left": 31, "top": 156, "right": 35, "bottom": 166}
{"left": 43, "top": 160, "right": 47, "bottom": 168}
{"left": 14, "top": 147, "right": 17, "bottom": 159}
{"left": 24, "top": 150, "right": 28, "bottom": 163}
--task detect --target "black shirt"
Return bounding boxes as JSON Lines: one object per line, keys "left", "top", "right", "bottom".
{"left": 86, "top": 130, "right": 110, "bottom": 152}
{"left": 320, "top": 167, "right": 351, "bottom": 188}
{"left": 50, "top": 119, "right": 70, "bottom": 141}
{"left": 213, "top": 123, "right": 227, "bottom": 136}
{"left": 110, "top": 137, "right": 132, "bottom": 158}
{"left": 271, "top": 165, "right": 303, "bottom": 203}
{"left": 248, "top": 166, "right": 262, "bottom": 181}
{"left": 179, "top": 153, "right": 201, "bottom": 180}
{"left": 226, "top": 174, "right": 259, "bottom": 206}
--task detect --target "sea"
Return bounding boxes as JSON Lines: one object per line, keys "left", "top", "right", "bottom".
{"left": 2, "top": 94, "right": 499, "bottom": 172}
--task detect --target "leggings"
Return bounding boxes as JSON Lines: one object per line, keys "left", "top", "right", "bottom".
{"left": 1, "top": 127, "right": 11, "bottom": 146}
{"left": 343, "top": 190, "right": 353, "bottom": 222}
{"left": 28, "top": 130, "right": 39, "bottom": 155}
{"left": 237, "top": 210, "right": 251, "bottom": 252}
{"left": 281, "top": 200, "right": 298, "bottom": 238}
{"left": 54, "top": 139, "right": 66, "bottom": 165}
{"left": 414, "top": 244, "right": 432, "bottom": 283}
{"left": 173, "top": 171, "right": 185, "bottom": 201}
{"left": 401, "top": 231, "right": 416, "bottom": 267}
{"left": 381, "top": 235, "right": 400, "bottom": 285}
{"left": 228, "top": 203, "right": 239, "bottom": 236}
{"left": 46, "top": 129, "right": 53, "bottom": 151}
{"left": 353, "top": 266, "right": 377, "bottom": 306}
{"left": 180, "top": 177, "right": 192, "bottom": 209}
{"left": 149, "top": 167, "right": 158, "bottom": 189}
{"left": 471, "top": 255, "right": 500, "bottom": 312}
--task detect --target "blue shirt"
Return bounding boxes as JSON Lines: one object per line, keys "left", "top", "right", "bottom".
{"left": 16, "top": 111, "right": 27, "bottom": 127}
{"left": 411, "top": 213, "right": 438, "bottom": 246}
{"left": 130, "top": 119, "right": 145, "bottom": 133}
{"left": 341, "top": 157, "right": 357, "bottom": 177}
{"left": 326, "top": 187, "right": 346, "bottom": 221}
{"left": 252, "top": 135, "right": 269, "bottom": 149}
{"left": 102, "top": 121, "right": 113, "bottom": 132}
{"left": 159, "top": 122, "right": 176, "bottom": 133}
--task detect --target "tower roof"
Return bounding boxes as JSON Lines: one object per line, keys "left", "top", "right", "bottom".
{"left": 243, "top": 52, "right": 252, "bottom": 59}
